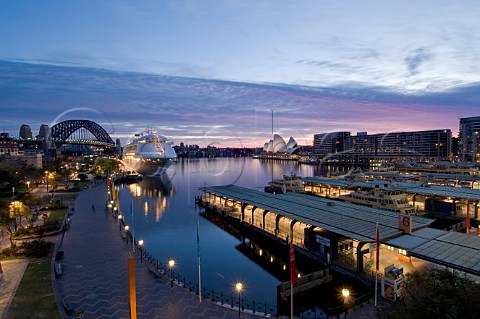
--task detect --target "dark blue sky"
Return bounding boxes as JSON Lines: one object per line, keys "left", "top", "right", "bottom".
{"left": 0, "top": 1, "right": 479, "bottom": 146}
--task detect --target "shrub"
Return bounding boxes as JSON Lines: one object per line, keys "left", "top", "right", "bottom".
{"left": 20, "top": 240, "right": 53, "bottom": 258}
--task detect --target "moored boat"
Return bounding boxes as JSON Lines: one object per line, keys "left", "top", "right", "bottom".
{"left": 339, "top": 186, "right": 415, "bottom": 214}
{"left": 264, "top": 173, "right": 304, "bottom": 194}
{"left": 123, "top": 130, "right": 177, "bottom": 175}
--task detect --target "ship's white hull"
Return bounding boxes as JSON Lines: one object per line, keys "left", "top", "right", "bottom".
{"left": 124, "top": 156, "right": 175, "bottom": 175}
{"left": 123, "top": 130, "right": 177, "bottom": 176}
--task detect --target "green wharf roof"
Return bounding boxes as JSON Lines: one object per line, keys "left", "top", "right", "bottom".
{"left": 204, "top": 185, "right": 434, "bottom": 243}
{"left": 302, "top": 177, "right": 480, "bottom": 201}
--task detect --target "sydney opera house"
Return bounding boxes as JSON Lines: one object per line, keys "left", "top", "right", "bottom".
{"left": 257, "top": 134, "right": 301, "bottom": 160}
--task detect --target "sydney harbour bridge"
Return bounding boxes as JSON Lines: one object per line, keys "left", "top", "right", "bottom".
{"left": 50, "top": 119, "right": 116, "bottom": 148}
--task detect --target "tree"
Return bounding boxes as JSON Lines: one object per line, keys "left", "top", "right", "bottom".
{"left": 20, "top": 194, "right": 42, "bottom": 227}
{"left": 378, "top": 268, "right": 480, "bottom": 319}
{"left": 0, "top": 200, "right": 16, "bottom": 247}
{"left": 9, "top": 201, "right": 30, "bottom": 231}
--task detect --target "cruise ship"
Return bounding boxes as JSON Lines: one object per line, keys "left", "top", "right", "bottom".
{"left": 123, "top": 130, "right": 177, "bottom": 175}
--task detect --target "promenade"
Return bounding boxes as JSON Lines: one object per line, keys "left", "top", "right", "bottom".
{"left": 55, "top": 182, "right": 263, "bottom": 319}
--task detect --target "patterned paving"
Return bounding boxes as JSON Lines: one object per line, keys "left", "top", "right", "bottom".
{"left": 56, "top": 183, "right": 264, "bottom": 319}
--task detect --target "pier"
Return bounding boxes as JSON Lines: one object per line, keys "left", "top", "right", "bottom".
{"left": 303, "top": 176, "right": 480, "bottom": 220}
{"left": 197, "top": 185, "right": 480, "bottom": 280}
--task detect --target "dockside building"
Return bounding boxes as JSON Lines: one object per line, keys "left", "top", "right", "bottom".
{"left": 460, "top": 116, "right": 480, "bottom": 162}
{"left": 313, "top": 129, "right": 452, "bottom": 164}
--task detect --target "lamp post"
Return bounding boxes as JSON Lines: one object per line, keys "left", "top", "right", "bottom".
{"left": 235, "top": 282, "right": 243, "bottom": 317}
{"left": 45, "top": 171, "right": 49, "bottom": 192}
{"left": 169, "top": 259, "right": 175, "bottom": 287}
{"left": 124, "top": 225, "right": 129, "bottom": 244}
{"left": 139, "top": 240, "right": 144, "bottom": 263}
{"left": 118, "top": 214, "right": 123, "bottom": 230}
{"left": 26, "top": 181, "right": 30, "bottom": 190}
{"left": 342, "top": 289, "right": 350, "bottom": 319}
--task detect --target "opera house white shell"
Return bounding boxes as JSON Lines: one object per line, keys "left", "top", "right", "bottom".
{"left": 262, "top": 134, "right": 299, "bottom": 154}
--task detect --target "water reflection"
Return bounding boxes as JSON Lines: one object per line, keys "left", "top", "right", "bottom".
{"left": 115, "top": 158, "right": 368, "bottom": 308}
{"left": 203, "top": 208, "right": 325, "bottom": 283}
{"left": 121, "top": 174, "right": 175, "bottom": 222}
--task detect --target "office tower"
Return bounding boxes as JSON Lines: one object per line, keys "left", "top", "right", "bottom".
{"left": 459, "top": 116, "right": 480, "bottom": 162}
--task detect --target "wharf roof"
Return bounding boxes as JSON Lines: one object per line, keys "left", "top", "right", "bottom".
{"left": 302, "top": 177, "right": 480, "bottom": 201}
{"left": 421, "top": 173, "right": 480, "bottom": 181}
{"left": 364, "top": 171, "right": 480, "bottom": 182}
{"left": 204, "top": 185, "right": 433, "bottom": 243}
{"left": 386, "top": 228, "right": 480, "bottom": 276}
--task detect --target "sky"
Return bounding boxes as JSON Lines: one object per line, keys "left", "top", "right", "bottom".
{"left": 0, "top": 1, "right": 479, "bottom": 147}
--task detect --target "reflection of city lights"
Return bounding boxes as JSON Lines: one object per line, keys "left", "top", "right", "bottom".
{"left": 136, "top": 185, "right": 141, "bottom": 196}
{"left": 155, "top": 197, "right": 167, "bottom": 222}
{"left": 144, "top": 201, "right": 148, "bottom": 215}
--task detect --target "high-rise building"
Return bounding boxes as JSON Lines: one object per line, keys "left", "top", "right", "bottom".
{"left": 115, "top": 138, "right": 122, "bottom": 157}
{"left": 313, "top": 129, "right": 452, "bottom": 163}
{"left": 19, "top": 124, "right": 32, "bottom": 140}
{"left": 313, "top": 132, "right": 351, "bottom": 160}
{"left": 459, "top": 116, "right": 480, "bottom": 162}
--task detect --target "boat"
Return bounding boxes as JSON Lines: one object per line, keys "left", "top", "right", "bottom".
{"left": 122, "top": 130, "right": 177, "bottom": 175}
{"left": 339, "top": 185, "right": 415, "bottom": 214}
{"left": 113, "top": 173, "right": 143, "bottom": 184}
{"left": 264, "top": 173, "right": 304, "bottom": 194}
{"left": 298, "top": 156, "right": 319, "bottom": 165}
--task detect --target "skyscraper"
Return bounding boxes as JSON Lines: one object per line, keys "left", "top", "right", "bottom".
{"left": 459, "top": 116, "right": 480, "bottom": 162}
{"left": 115, "top": 138, "right": 122, "bottom": 156}
{"left": 19, "top": 124, "right": 33, "bottom": 140}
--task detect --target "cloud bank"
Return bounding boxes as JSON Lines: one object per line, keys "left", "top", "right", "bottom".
{"left": 0, "top": 60, "right": 478, "bottom": 147}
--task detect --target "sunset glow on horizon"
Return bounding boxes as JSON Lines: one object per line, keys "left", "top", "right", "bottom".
{"left": 1, "top": 1, "right": 479, "bottom": 147}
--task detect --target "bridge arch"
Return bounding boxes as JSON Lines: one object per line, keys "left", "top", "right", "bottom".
{"left": 51, "top": 120, "right": 115, "bottom": 147}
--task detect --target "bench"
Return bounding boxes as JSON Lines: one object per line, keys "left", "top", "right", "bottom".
{"left": 55, "top": 262, "right": 62, "bottom": 277}
{"left": 146, "top": 264, "right": 162, "bottom": 279}
{"left": 55, "top": 250, "right": 64, "bottom": 261}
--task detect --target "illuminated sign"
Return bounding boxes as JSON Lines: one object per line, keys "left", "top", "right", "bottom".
{"left": 398, "top": 214, "right": 412, "bottom": 234}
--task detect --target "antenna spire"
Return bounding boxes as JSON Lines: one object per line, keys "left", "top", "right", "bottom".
{"left": 271, "top": 110, "right": 273, "bottom": 136}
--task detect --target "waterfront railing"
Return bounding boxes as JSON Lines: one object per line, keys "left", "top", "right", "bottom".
{"left": 113, "top": 201, "right": 374, "bottom": 318}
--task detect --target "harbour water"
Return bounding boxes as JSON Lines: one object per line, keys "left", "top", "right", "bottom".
{"left": 114, "top": 158, "right": 366, "bottom": 312}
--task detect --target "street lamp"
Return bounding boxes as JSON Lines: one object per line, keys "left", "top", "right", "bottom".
{"left": 138, "top": 239, "right": 144, "bottom": 263}
{"left": 169, "top": 259, "right": 175, "bottom": 287}
{"left": 342, "top": 289, "right": 350, "bottom": 319}
{"left": 26, "top": 181, "right": 30, "bottom": 190}
{"left": 118, "top": 214, "right": 123, "bottom": 230}
{"left": 45, "top": 171, "right": 49, "bottom": 192}
{"left": 235, "top": 282, "right": 243, "bottom": 317}
{"left": 124, "top": 225, "right": 129, "bottom": 244}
